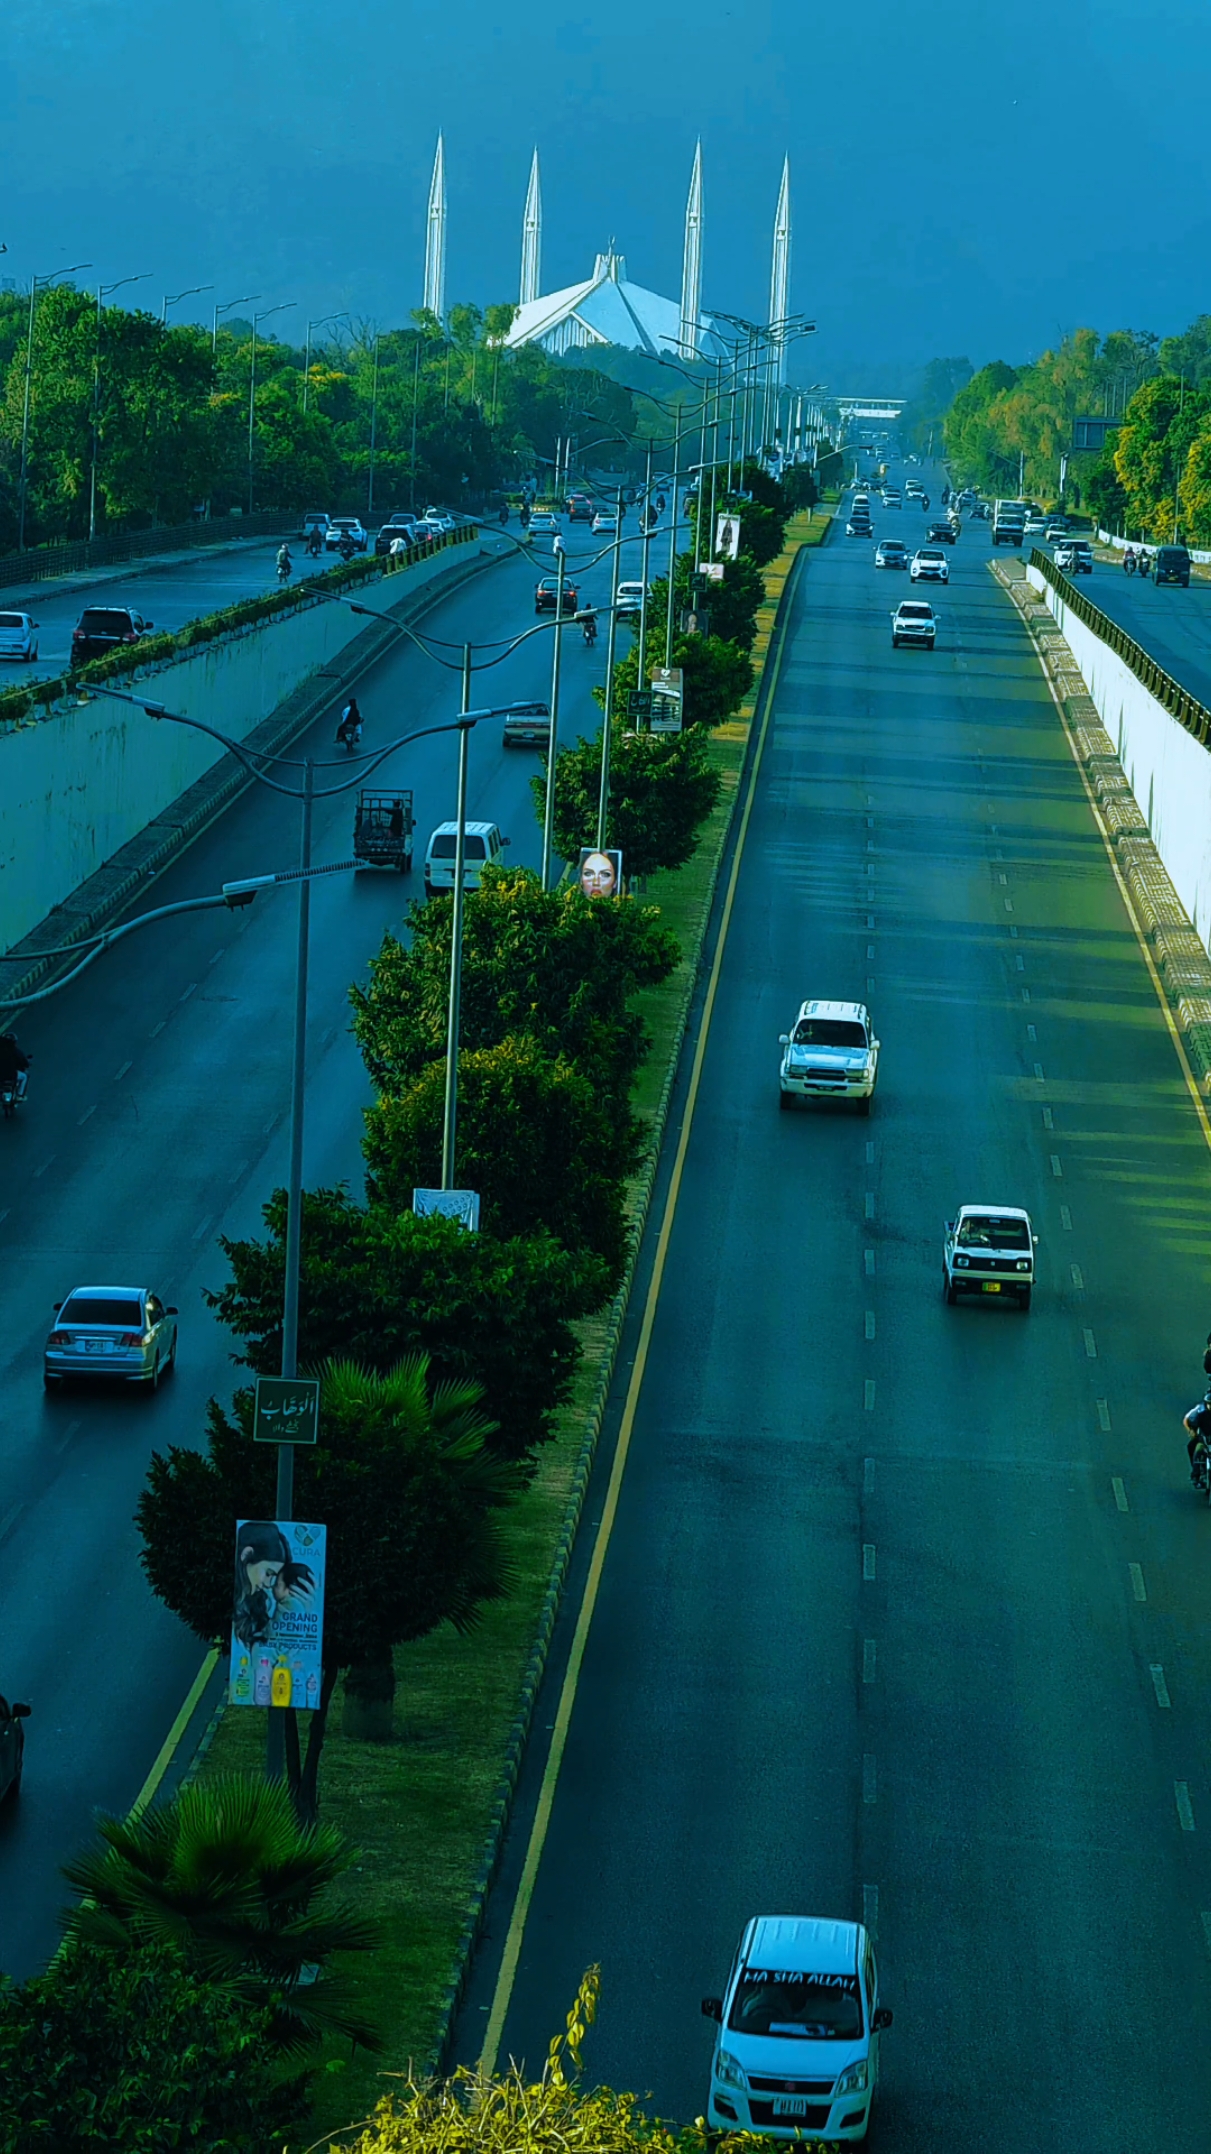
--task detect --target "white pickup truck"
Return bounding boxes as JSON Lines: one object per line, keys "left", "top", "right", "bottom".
{"left": 943, "top": 1205, "right": 1037, "bottom": 1309}
{"left": 891, "top": 599, "right": 937, "bottom": 648}
{"left": 779, "top": 999, "right": 880, "bottom": 1114}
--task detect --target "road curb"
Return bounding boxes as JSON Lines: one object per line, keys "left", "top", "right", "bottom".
{"left": 992, "top": 559, "right": 1211, "bottom": 1091}
{"left": 422, "top": 536, "right": 811, "bottom": 2077}
{"left": 0, "top": 543, "right": 507, "bottom": 1018}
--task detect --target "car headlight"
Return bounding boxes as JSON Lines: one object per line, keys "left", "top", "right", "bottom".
{"left": 1015, "top": 1259, "right": 1031, "bottom": 1272}
{"left": 715, "top": 2049, "right": 747, "bottom": 2091}
{"left": 834, "top": 2058, "right": 869, "bottom": 2098}
{"left": 954, "top": 1254, "right": 968, "bottom": 1268}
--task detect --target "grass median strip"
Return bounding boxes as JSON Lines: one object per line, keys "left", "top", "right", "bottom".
{"left": 192, "top": 514, "right": 814, "bottom": 2133}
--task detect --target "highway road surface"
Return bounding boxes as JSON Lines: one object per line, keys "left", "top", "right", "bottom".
{"left": 454, "top": 503, "right": 1211, "bottom": 2147}
{"left": 0, "top": 508, "right": 657, "bottom": 1980}
{"left": 1054, "top": 545, "right": 1211, "bottom": 710}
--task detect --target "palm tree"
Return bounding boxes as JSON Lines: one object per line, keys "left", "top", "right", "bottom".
{"left": 62, "top": 1774, "right": 381, "bottom": 2053}
{"left": 318, "top": 1354, "right": 521, "bottom": 1742}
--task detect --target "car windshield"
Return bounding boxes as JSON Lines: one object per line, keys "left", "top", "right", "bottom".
{"left": 792, "top": 1018, "right": 868, "bottom": 1048}
{"left": 729, "top": 1971, "right": 864, "bottom": 2042}
{"left": 59, "top": 1296, "right": 143, "bottom": 1327}
{"left": 0, "top": 614, "right": 27, "bottom": 629}
{"left": 79, "top": 612, "right": 132, "bottom": 630}
{"left": 900, "top": 605, "right": 932, "bottom": 619}
{"left": 957, "top": 1215, "right": 1031, "bottom": 1250}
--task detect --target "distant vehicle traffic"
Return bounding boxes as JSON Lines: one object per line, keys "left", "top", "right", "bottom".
{"left": 892, "top": 599, "right": 938, "bottom": 647}
{"left": 926, "top": 521, "right": 957, "bottom": 545}
{"left": 534, "top": 577, "right": 579, "bottom": 614}
{"left": 1055, "top": 539, "right": 1093, "bottom": 574}
{"left": 592, "top": 510, "right": 619, "bottom": 534}
{"left": 528, "top": 512, "right": 561, "bottom": 537}
{"left": 423, "top": 819, "right": 509, "bottom": 897}
{"left": 874, "top": 542, "right": 908, "bottom": 570}
{"left": 44, "top": 1284, "right": 179, "bottom": 1390}
{"left": 501, "top": 700, "right": 552, "bottom": 749}
{"left": 567, "top": 494, "right": 595, "bottom": 522}
{"left": 301, "top": 510, "right": 330, "bottom": 541}
{"left": 910, "top": 548, "right": 949, "bottom": 584}
{"left": 71, "top": 606, "right": 154, "bottom": 663}
{"left": 1151, "top": 545, "right": 1192, "bottom": 586}
{"left": 374, "top": 514, "right": 424, "bottom": 556}
{"left": 352, "top": 789, "right": 414, "bottom": 872}
{"left": 614, "top": 580, "right": 651, "bottom": 619}
{"left": 0, "top": 611, "right": 39, "bottom": 662}
{"left": 943, "top": 1205, "right": 1037, "bottom": 1309}
{"left": 778, "top": 999, "right": 880, "bottom": 1113}
{"left": 325, "top": 517, "right": 368, "bottom": 552}
{"left": 992, "top": 500, "right": 1028, "bottom": 546}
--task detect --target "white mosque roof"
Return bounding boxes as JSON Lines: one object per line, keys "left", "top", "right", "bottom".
{"left": 505, "top": 249, "right": 726, "bottom": 361}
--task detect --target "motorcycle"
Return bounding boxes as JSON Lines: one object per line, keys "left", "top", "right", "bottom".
{"left": 336, "top": 721, "right": 363, "bottom": 755}
{"left": 582, "top": 616, "right": 598, "bottom": 648}
{"left": 306, "top": 532, "right": 323, "bottom": 560}
{"left": 277, "top": 557, "right": 293, "bottom": 584}
{"left": 1, "top": 1064, "right": 28, "bottom": 1121}
{"left": 1124, "top": 550, "right": 1137, "bottom": 576}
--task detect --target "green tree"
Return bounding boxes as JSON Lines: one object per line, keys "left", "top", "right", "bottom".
{"left": 136, "top": 1353, "right": 523, "bottom": 1800}
{"left": 350, "top": 863, "right": 678, "bottom": 1119}
{"left": 538, "top": 724, "right": 723, "bottom": 879}
{"left": 1114, "top": 374, "right": 1211, "bottom": 538}
{"left": 1085, "top": 446, "right": 1129, "bottom": 535}
{"left": 0, "top": 1939, "right": 303, "bottom": 2153}
{"left": 364, "top": 1035, "right": 635, "bottom": 1288}
{"left": 209, "top": 1190, "right": 602, "bottom": 1461}
{"left": 63, "top": 1775, "right": 380, "bottom": 2052}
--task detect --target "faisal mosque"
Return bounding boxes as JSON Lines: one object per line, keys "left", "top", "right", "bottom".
{"left": 418, "top": 138, "right": 794, "bottom": 370}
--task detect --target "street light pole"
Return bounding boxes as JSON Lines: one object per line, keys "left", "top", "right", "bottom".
{"left": 596, "top": 494, "right": 626, "bottom": 850}
{"left": 249, "top": 302, "right": 296, "bottom": 516}
{"left": 162, "top": 283, "right": 213, "bottom": 327}
{"left": 637, "top": 440, "right": 654, "bottom": 720}
{"left": 665, "top": 413, "right": 683, "bottom": 668}
{"left": 18, "top": 263, "right": 91, "bottom": 552}
{"left": 442, "top": 645, "right": 474, "bottom": 1188}
{"left": 541, "top": 546, "right": 566, "bottom": 891}
{"left": 213, "top": 293, "right": 259, "bottom": 356}
{"left": 90, "top": 271, "right": 152, "bottom": 541}
{"left": 367, "top": 333, "right": 380, "bottom": 519}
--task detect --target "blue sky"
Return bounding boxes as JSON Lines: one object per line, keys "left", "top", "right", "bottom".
{"left": 6, "top": 0, "right": 1211, "bottom": 385}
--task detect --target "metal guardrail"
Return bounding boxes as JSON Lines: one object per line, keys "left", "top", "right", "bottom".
{"left": 0, "top": 510, "right": 288, "bottom": 590}
{"left": 1029, "top": 547, "right": 1211, "bottom": 749}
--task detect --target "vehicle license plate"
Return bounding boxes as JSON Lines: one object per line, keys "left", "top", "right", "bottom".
{"left": 982, "top": 1282, "right": 1001, "bottom": 1294}
{"left": 83, "top": 1337, "right": 106, "bottom": 1351}
{"left": 773, "top": 2099, "right": 809, "bottom": 2118}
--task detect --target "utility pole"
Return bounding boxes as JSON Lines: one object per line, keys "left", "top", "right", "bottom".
{"left": 441, "top": 645, "right": 474, "bottom": 1188}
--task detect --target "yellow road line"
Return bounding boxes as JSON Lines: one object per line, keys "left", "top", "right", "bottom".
{"left": 1022, "top": 594, "right": 1211, "bottom": 1156}
{"left": 477, "top": 553, "right": 803, "bottom": 2077}
{"left": 127, "top": 1647, "right": 220, "bottom": 1820}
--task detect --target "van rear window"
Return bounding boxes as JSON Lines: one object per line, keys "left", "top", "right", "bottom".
{"left": 430, "top": 834, "right": 487, "bottom": 860}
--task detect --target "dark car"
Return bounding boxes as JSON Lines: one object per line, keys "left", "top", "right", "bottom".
{"left": 927, "top": 521, "right": 957, "bottom": 545}
{"left": 71, "top": 606, "right": 154, "bottom": 665}
{"left": 875, "top": 541, "right": 909, "bottom": 569}
{"left": 374, "top": 515, "right": 423, "bottom": 557}
{"left": 1151, "top": 546, "right": 1192, "bottom": 586}
{"left": 534, "top": 577, "right": 580, "bottom": 614}
{"left": 847, "top": 517, "right": 874, "bottom": 538}
{"left": 0, "top": 1694, "right": 30, "bottom": 1802}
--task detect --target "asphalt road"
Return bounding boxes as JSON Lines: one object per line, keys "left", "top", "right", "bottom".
{"left": 1046, "top": 548, "right": 1211, "bottom": 711}
{"left": 457, "top": 500, "right": 1211, "bottom": 2145}
{"left": 0, "top": 507, "right": 661, "bottom": 1981}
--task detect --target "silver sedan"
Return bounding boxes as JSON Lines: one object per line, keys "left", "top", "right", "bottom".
{"left": 44, "top": 1285, "right": 179, "bottom": 1391}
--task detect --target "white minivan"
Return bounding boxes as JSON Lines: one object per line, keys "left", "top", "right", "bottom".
{"left": 423, "top": 820, "right": 508, "bottom": 897}
{"left": 703, "top": 1915, "right": 892, "bottom": 2142}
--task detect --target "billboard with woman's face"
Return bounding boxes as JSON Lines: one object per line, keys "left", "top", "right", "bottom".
{"left": 578, "top": 848, "right": 622, "bottom": 899}
{"left": 230, "top": 1518, "right": 326, "bottom": 1710}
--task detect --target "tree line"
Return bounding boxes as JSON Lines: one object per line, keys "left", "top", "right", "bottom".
{"left": 0, "top": 289, "right": 643, "bottom": 549}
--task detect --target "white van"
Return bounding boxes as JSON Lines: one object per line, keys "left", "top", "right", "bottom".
{"left": 423, "top": 820, "right": 508, "bottom": 898}
{"left": 703, "top": 1915, "right": 892, "bottom": 2142}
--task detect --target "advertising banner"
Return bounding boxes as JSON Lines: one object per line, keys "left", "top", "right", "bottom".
{"left": 252, "top": 1377, "right": 320, "bottom": 1446}
{"left": 649, "top": 666, "right": 685, "bottom": 734}
{"left": 230, "top": 1518, "right": 326, "bottom": 1710}
{"left": 577, "top": 848, "right": 623, "bottom": 899}
{"left": 715, "top": 515, "right": 741, "bottom": 560}
{"left": 413, "top": 1188, "right": 481, "bottom": 1231}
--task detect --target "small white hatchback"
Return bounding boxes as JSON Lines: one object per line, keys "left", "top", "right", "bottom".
{"left": 703, "top": 1915, "right": 893, "bottom": 2142}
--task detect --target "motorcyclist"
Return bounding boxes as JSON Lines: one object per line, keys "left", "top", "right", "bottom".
{"left": 0, "top": 1033, "right": 30, "bottom": 1100}
{"left": 1123, "top": 546, "right": 1136, "bottom": 575}
{"left": 1184, "top": 1397, "right": 1211, "bottom": 1487}
{"left": 581, "top": 606, "right": 598, "bottom": 647}
{"left": 276, "top": 543, "right": 293, "bottom": 580}
{"left": 336, "top": 698, "right": 363, "bottom": 750}
{"left": 306, "top": 528, "right": 323, "bottom": 559}
{"left": 337, "top": 534, "right": 357, "bottom": 562}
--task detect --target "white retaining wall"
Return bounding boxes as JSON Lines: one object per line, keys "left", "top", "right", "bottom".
{"left": 1027, "top": 562, "right": 1211, "bottom": 948}
{"left": 0, "top": 544, "right": 469, "bottom": 955}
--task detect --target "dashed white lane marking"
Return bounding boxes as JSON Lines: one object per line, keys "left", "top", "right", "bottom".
{"left": 1150, "top": 1665, "right": 1172, "bottom": 1709}
{"left": 1009, "top": 925, "right": 1019, "bottom": 939}
{"left": 263, "top": 1113, "right": 279, "bottom": 1134}
{"left": 55, "top": 1417, "right": 81, "bottom": 1454}
{"left": 1176, "top": 1783, "right": 1196, "bottom": 1832}
{"left": 1129, "top": 1563, "right": 1147, "bottom": 1602}
{"left": 863, "top": 1544, "right": 877, "bottom": 1579}
{"left": 1027, "top": 1023, "right": 1037, "bottom": 1041}
{"left": 867, "top": 912, "right": 875, "bottom": 928}
{"left": 1004, "top": 897, "right": 1014, "bottom": 912}
{"left": 864, "top": 1379, "right": 876, "bottom": 1411}
{"left": 864, "top": 1192, "right": 875, "bottom": 1219}
{"left": 864, "top": 1310, "right": 876, "bottom": 1340}
{"left": 150, "top": 1020, "right": 166, "bottom": 1037}
{"left": 1112, "top": 1476, "right": 1129, "bottom": 1511}
{"left": 863, "top": 1885, "right": 879, "bottom": 1938}
{"left": 864, "top": 1248, "right": 875, "bottom": 1276}
{"left": 1050, "top": 1154, "right": 1063, "bottom": 1177}
{"left": 1060, "top": 1205, "right": 1073, "bottom": 1230}
{"left": 32, "top": 1155, "right": 55, "bottom": 1178}
{"left": 867, "top": 944, "right": 875, "bottom": 960}
{"left": 1070, "top": 1264, "right": 1084, "bottom": 1288}
{"left": 192, "top": 1216, "right": 213, "bottom": 1243}
{"left": 114, "top": 1060, "right": 132, "bottom": 1080}
{"left": 228, "top": 1159, "right": 249, "bottom": 1184}
{"left": 863, "top": 1640, "right": 877, "bottom": 1684}
{"left": 1021, "top": 986, "right": 1031, "bottom": 1002}
{"left": 1034, "top": 1061, "right": 1046, "bottom": 1080}
{"left": 865, "top": 1142, "right": 875, "bottom": 1164}
{"left": 77, "top": 1104, "right": 96, "bottom": 1126}
{"left": 208, "top": 948, "right": 225, "bottom": 966}
{"left": 179, "top": 981, "right": 197, "bottom": 1002}
{"left": 863, "top": 1457, "right": 875, "bottom": 1495}
{"left": 998, "top": 872, "right": 1008, "bottom": 886}
{"left": 1096, "top": 1398, "right": 1111, "bottom": 1430}
{"left": 1083, "top": 1328, "right": 1098, "bottom": 1359}
{"left": 862, "top": 1754, "right": 878, "bottom": 1805}
{"left": 1043, "top": 1107, "right": 1054, "bottom": 1129}
{"left": 866, "top": 839, "right": 875, "bottom": 854}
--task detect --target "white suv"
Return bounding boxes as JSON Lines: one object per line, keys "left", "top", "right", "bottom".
{"left": 423, "top": 820, "right": 508, "bottom": 896}
{"left": 779, "top": 999, "right": 879, "bottom": 1113}
{"left": 703, "top": 1915, "right": 893, "bottom": 2142}
{"left": 910, "top": 547, "right": 949, "bottom": 583}
{"left": 943, "top": 1203, "right": 1037, "bottom": 1309}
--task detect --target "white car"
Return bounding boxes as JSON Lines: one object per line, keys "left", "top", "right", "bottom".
{"left": 325, "top": 517, "right": 368, "bottom": 551}
{"left": 422, "top": 509, "right": 457, "bottom": 533}
{"left": 1055, "top": 539, "right": 1093, "bottom": 574}
{"left": 592, "top": 510, "right": 619, "bottom": 534}
{"left": 779, "top": 999, "right": 879, "bottom": 1113}
{"left": 44, "top": 1284, "right": 179, "bottom": 1391}
{"left": 943, "top": 1203, "right": 1037, "bottom": 1309}
{"left": 614, "top": 580, "right": 650, "bottom": 619}
{"left": 423, "top": 819, "right": 509, "bottom": 896}
{"left": 528, "top": 511, "right": 561, "bottom": 536}
{"left": 703, "top": 1915, "right": 893, "bottom": 2143}
{"left": 1024, "top": 513, "right": 1047, "bottom": 535}
{"left": 909, "top": 547, "right": 949, "bottom": 584}
{"left": 891, "top": 600, "right": 937, "bottom": 648}
{"left": 0, "top": 610, "right": 39, "bottom": 662}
